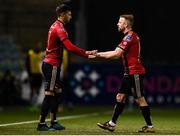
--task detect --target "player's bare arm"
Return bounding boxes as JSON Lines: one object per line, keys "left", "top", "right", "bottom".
{"left": 96, "top": 47, "right": 124, "bottom": 59}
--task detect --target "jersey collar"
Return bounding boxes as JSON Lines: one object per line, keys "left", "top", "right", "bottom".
{"left": 57, "top": 19, "right": 65, "bottom": 26}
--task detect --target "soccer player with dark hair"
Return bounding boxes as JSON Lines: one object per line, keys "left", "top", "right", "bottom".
{"left": 37, "top": 4, "right": 96, "bottom": 131}
{"left": 93, "top": 14, "right": 155, "bottom": 133}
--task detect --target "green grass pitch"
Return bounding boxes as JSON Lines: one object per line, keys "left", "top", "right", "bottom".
{"left": 0, "top": 105, "right": 180, "bottom": 135}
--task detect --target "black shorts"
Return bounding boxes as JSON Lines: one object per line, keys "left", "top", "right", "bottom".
{"left": 118, "top": 74, "right": 145, "bottom": 99}
{"left": 42, "top": 61, "right": 61, "bottom": 91}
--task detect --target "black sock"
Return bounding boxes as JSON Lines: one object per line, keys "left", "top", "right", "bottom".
{"left": 40, "top": 95, "right": 52, "bottom": 123}
{"left": 50, "top": 94, "right": 60, "bottom": 123}
{"left": 111, "top": 102, "right": 125, "bottom": 124}
{"left": 140, "top": 106, "right": 152, "bottom": 126}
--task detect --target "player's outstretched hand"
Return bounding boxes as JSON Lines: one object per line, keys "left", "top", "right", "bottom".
{"left": 86, "top": 50, "right": 98, "bottom": 55}
{"left": 88, "top": 54, "right": 96, "bottom": 59}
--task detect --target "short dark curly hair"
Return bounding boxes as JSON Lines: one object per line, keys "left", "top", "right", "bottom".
{"left": 56, "top": 4, "right": 71, "bottom": 17}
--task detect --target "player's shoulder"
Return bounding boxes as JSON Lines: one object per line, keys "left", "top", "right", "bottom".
{"left": 124, "top": 31, "right": 139, "bottom": 42}
{"left": 54, "top": 20, "right": 67, "bottom": 33}
{"left": 50, "top": 20, "right": 62, "bottom": 29}
{"left": 123, "top": 31, "right": 133, "bottom": 42}
{"left": 132, "top": 31, "right": 140, "bottom": 40}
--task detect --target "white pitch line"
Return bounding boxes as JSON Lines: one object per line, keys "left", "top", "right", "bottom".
{"left": 0, "top": 112, "right": 100, "bottom": 127}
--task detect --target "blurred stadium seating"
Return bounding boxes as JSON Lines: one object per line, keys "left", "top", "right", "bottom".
{"left": 0, "top": 36, "right": 23, "bottom": 76}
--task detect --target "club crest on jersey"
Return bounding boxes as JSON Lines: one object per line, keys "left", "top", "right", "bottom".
{"left": 125, "top": 35, "right": 132, "bottom": 42}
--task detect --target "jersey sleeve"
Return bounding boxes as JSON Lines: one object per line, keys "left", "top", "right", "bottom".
{"left": 63, "top": 39, "right": 88, "bottom": 58}
{"left": 118, "top": 34, "right": 133, "bottom": 51}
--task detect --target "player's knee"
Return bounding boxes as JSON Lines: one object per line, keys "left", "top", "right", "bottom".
{"left": 44, "top": 90, "right": 54, "bottom": 96}
{"left": 116, "top": 93, "right": 126, "bottom": 103}
{"left": 54, "top": 87, "right": 62, "bottom": 94}
{"left": 135, "top": 97, "right": 148, "bottom": 106}
{"left": 54, "top": 84, "right": 63, "bottom": 94}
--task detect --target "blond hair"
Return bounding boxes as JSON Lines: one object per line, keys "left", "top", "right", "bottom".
{"left": 120, "top": 14, "right": 134, "bottom": 27}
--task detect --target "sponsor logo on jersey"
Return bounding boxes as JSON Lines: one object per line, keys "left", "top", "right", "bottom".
{"left": 125, "top": 35, "right": 132, "bottom": 42}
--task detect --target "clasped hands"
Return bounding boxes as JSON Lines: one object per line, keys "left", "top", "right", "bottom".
{"left": 85, "top": 50, "right": 99, "bottom": 58}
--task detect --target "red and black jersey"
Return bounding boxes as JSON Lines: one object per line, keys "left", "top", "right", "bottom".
{"left": 118, "top": 31, "right": 145, "bottom": 75}
{"left": 44, "top": 20, "right": 87, "bottom": 67}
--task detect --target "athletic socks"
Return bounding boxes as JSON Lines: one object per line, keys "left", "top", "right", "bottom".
{"left": 108, "top": 120, "right": 116, "bottom": 127}
{"left": 111, "top": 102, "right": 125, "bottom": 124}
{"left": 39, "top": 95, "right": 52, "bottom": 123}
{"left": 50, "top": 93, "right": 61, "bottom": 122}
{"left": 140, "top": 106, "right": 153, "bottom": 126}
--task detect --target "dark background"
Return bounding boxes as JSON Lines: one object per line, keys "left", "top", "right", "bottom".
{"left": 85, "top": 0, "right": 180, "bottom": 64}
{"left": 0, "top": 0, "right": 180, "bottom": 64}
